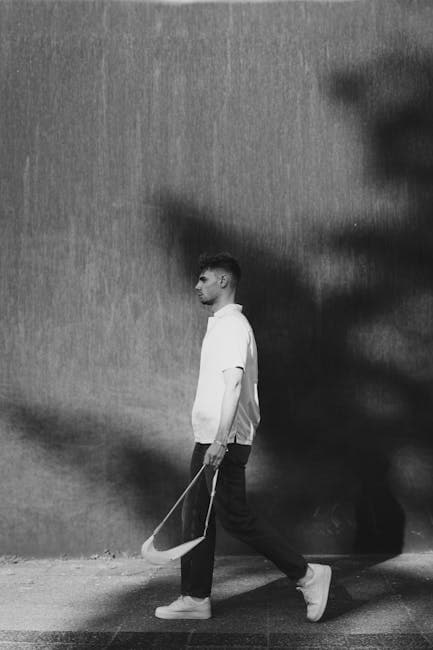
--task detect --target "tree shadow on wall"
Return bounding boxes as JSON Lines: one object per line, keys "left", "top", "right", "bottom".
{"left": 2, "top": 400, "right": 187, "bottom": 553}
{"left": 325, "top": 47, "right": 433, "bottom": 549}
{"left": 151, "top": 47, "right": 433, "bottom": 558}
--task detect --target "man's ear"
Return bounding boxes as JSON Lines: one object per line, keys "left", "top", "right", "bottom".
{"left": 219, "top": 273, "right": 229, "bottom": 288}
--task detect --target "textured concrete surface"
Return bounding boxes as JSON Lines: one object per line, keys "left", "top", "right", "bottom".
{"left": 1, "top": 554, "right": 432, "bottom": 648}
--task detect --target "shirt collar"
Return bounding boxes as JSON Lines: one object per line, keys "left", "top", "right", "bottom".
{"left": 213, "top": 303, "right": 243, "bottom": 319}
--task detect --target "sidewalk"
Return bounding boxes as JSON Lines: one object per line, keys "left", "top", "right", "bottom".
{"left": 1, "top": 554, "right": 432, "bottom": 649}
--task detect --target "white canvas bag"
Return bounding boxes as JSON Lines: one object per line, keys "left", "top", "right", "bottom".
{"left": 141, "top": 465, "right": 219, "bottom": 566}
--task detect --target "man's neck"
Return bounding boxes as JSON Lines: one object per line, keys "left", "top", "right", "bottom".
{"left": 210, "top": 294, "right": 236, "bottom": 315}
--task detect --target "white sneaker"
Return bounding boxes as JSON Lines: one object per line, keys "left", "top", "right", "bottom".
{"left": 155, "top": 595, "right": 211, "bottom": 620}
{"left": 296, "top": 563, "right": 332, "bottom": 622}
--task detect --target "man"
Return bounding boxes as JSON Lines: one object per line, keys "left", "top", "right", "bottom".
{"left": 155, "top": 252, "right": 331, "bottom": 622}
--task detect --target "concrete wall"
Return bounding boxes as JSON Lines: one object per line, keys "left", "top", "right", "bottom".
{"left": 1, "top": 0, "right": 433, "bottom": 557}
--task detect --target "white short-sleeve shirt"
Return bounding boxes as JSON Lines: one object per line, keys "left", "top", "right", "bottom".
{"left": 191, "top": 304, "right": 260, "bottom": 445}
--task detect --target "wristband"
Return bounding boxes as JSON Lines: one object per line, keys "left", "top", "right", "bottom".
{"left": 213, "top": 440, "right": 227, "bottom": 449}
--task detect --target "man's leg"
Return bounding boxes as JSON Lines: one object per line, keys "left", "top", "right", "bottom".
{"left": 155, "top": 444, "right": 214, "bottom": 619}
{"left": 210, "top": 442, "right": 307, "bottom": 580}
{"left": 211, "top": 443, "right": 331, "bottom": 622}
{"left": 181, "top": 443, "right": 216, "bottom": 598}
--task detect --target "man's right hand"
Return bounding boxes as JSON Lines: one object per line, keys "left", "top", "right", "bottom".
{"left": 204, "top": 441, "right": 227, "bottom": 469}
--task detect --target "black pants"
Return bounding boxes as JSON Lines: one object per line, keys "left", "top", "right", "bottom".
{"left": 181, "top": 442, "right": 308, "bottom": 598}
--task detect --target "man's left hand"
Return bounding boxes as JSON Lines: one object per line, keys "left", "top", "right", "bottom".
{"left": 204, "top": 442, "right": 227, "bottom": 468}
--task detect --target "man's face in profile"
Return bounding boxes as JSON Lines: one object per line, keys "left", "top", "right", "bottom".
{"left": 195, "top": 268, "right": 221, "bottom": 306}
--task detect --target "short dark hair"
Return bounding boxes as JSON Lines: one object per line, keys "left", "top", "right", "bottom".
{"left": 198, "top": 252, "right": 241, "bottom": 284}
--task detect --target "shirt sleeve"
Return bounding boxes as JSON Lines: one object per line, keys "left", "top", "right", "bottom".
{"left": 216, "top": 319, "right": 249, "bottom": 373}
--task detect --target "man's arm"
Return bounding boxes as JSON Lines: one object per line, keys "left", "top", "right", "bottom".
{"left": 204, "top": 366, "right": 243, "bottom": 468}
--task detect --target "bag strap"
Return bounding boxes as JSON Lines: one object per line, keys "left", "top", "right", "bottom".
{"left": 153, "top": 465, "right": 219, "bottom": 538}
{"left": 203, "top": 468, "right": 219, "bottom": 536}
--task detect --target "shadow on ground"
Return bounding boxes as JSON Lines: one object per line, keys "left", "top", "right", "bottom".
{"left": 18, "top": 556, "right": 433, "bottom": 648}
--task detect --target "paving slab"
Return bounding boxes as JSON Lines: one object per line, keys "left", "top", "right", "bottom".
{"left": 1, "top": 555, "right": 432, "bottom": 648}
